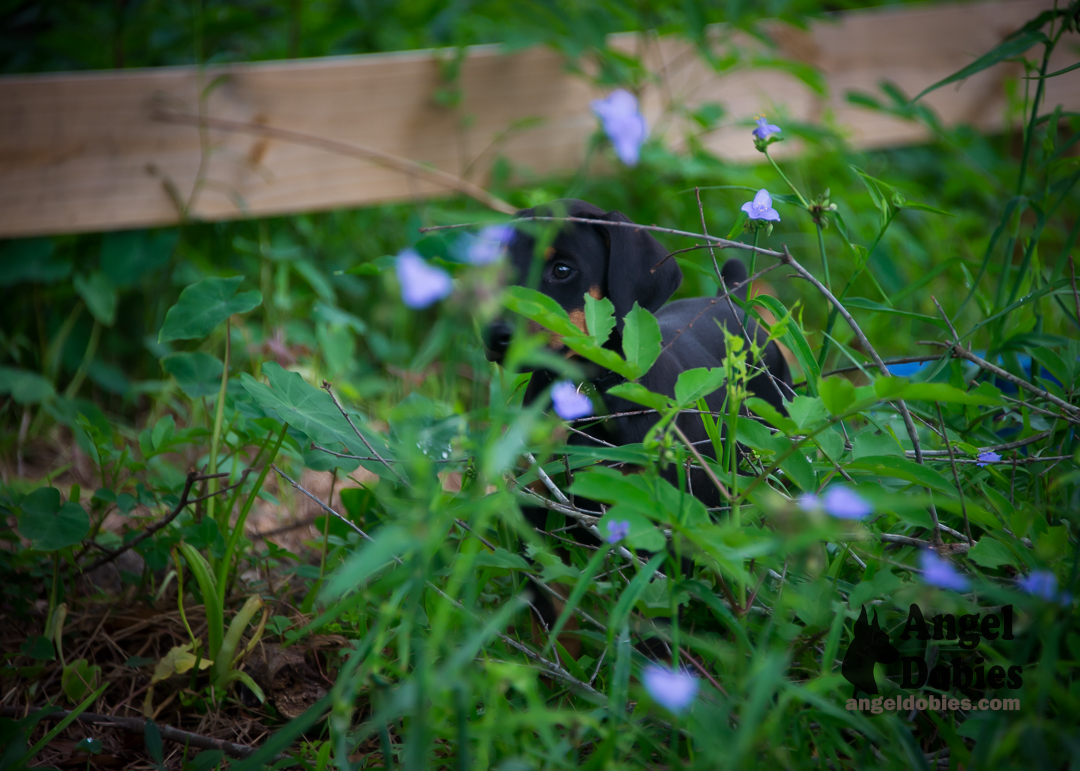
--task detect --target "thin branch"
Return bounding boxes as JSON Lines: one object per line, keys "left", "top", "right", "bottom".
{"left": 0, "top": 706, "right": 273, "bottom": 760}
{"left": 907, "top": 427, "right": 1056, "bottom": 457}
{"left": 421, "top": 216, "right": 786, "bottom": 261}
{"left": 920, "top": 341, "right": 1080, "bottom": 417}
{"left": 321, "top": 381, "right": 408, "bottom": 485}
{"left": 152, "top": 107, "right": 515, "bottom": 214}
{"left": 780, "top": 246, "right": 925, "bottom": 465}
{"left": 75, "top": 470, "right": 246, "bottom": 576}
{"left": 935, "top": 402, "right": 973, "bottom": 545}
{"left": 670, "top": 424, "right": 731, "bottom": 501}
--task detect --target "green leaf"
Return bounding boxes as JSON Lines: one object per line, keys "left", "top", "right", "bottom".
{"left": 674, "top": 367, "right": 726, "bottom": 407}
{"left": 745, "top": 397, "right": 797, "bottom": 434}
{"left": 875, "top": 377, "right": 1003, "bottom": 406}
{"left": 61, "top": 659, "right": 101, "bottom": 705}
{"left": 913, "top": 29, "right": 1047, "bottom": 102}
{"left": 851, "top": 431, "right": 903, "bottom": 459}
{"left": 607, "top": 552, "right": 666, "bottom": 644}
{"left": 502, "top": 285, "right": 581, "bottom": 339}
{"left": 780, "top": 449, "right": 817, "bottom": 491}
{"left": 145, "top": 720, "right": 164, "bottom": 765}
{"left": 73, "top": 271, "right": 118, "bottom": 327}
{"left": 159, "top": 276, "right": 262, "bottom": 342}
{"left": 843, "top": 297, "right": 946, "bottom": 328}
{"left": 735, "top": 419, "right": 785, "bottom": 454}
{"left": 101, "top": 230, "right": 176, "bottom": 288}
{"left": 605, "top": 382, "right": 671, "bottom": 411}
{"left": 967, "top": 538, "right": 1018, "bottom": 569}
{"left": 241, "top": 362, "right": 392, "bottom": 479}
{"left": 621, "top": 302, "right": 662, "bottom": 379}
{"left": 584, "top": 293, "right": 616, "bottom": 346}
{"left": 0, "top": 367, "right": 56, "bottom": 404}
{"left": 561, "top": 335, "right": 637, "bottom": 380}
{"left": 473, "top": 548, "right": 531, "bottom": 571}
{"left": 787, "top": 396, "right": 828, "bottom": 430}
{"left": 322, "top": 526, "right": 413, "bottom": 599}
{"left": 18, "top": 490, "right": 89, "bottom": 551}
{"left": 845, "top": 456, "right": 954, "bottom": 494}
{"left": 0, "top": 239, "right": 70, "bottom": 286}
{"left": 819, "top": 376, "right": 856, "bottom": 416}
{"left": 161, "top": 352, "right": 224, "bottom": 399}
{"left": 750, "top": 295, "right": 819, "bottom": 394}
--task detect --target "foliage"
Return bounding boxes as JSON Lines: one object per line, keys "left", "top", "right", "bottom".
{"left": 2, "top": 1, "right": 1080, "bottom": 769}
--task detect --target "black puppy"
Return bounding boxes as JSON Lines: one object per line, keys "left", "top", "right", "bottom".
{"left": 485, "top": 199, "right": 793, "bottom": 510}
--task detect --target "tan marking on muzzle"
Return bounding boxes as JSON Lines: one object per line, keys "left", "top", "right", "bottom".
{"left": 568, "top": 308, "right": 587, "bottom": 334}
{"left": 588, "top": 285, "right": 603, "bottom": 300}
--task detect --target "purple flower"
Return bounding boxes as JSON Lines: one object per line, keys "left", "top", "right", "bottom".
{"left": 551, "top": 381, "right": 593, "bottom": 420}
{"left": 919, "top": 550, "right": 970, "bottom": 592}
{"left": 976, "top": 451, "right": 1001, "bottom": 467}
{"left": 821, "top": 485, "right": 872, "bottom": 520}
{"left": 591, "top": 89, "right": 648, "bottom": 166}
{"left": 1018, "top": 570, "right": 1058, "bottom": 601}
{"left": 741, "top": 189, "right": 781, "bottom": 222}
{"left": 461, "top": 225, "right": 515, "bottom": 265}
{"left": 797, "top": 493, "right": 819, "bottom": 511}
{"left": 752, "top": 115, "right": 781, "bottom": 140}
{"left": 642, "top": 664, "right": 698, "bottom": 714}
{"left": 396, "top": 250, "right": 452, "bottom": 309}
{"left": 605, "top": 519, "right": 630, "bottom": 544}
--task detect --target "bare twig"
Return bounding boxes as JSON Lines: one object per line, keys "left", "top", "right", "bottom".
{"left": 152, "top": 107, "right": 515, "bottom": 214}
{"left": 421, "top": 216, "right": 786, "bottom": 262}
{"left": 781, "top": 246, "right": 925, "bottom": 465}
{"left": 0, "top": 706, "right": 274, "bottom": 760}
{"left": 935, "top": 402, "right": 974, "bottom": 545}
{"left": 670, "top": 424, "right": 732, "bottom": 501}
{"left": 321, "top": 381, "right": 408, "bottom": 485}
{"left": 920, "top": 341, "right": 1080, "bottom": 417}
{"left": 74, "top": 470, "right": 245, "bottom": 576}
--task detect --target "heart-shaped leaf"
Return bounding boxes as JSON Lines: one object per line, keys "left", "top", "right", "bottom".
{"left": 18, "top": 489, "right": 89, "bottom": 551}
{"left": 159, "top": 276, "right": 262, "bottom": 342}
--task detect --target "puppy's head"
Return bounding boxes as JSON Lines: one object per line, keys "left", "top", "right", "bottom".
{"left": 484, "top": 199, "right": 682, "bottom": 363}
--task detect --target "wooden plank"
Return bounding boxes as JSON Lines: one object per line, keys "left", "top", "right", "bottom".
{"left": 0, "top": 0, "right": 1076, "bottom": 238}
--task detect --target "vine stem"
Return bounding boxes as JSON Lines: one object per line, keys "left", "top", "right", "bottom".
{"left": 208, "top": 317, "right": 231, "bottom": 529}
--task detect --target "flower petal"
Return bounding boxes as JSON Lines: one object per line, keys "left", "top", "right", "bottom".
{"left": 643, "top": 664, "right": 698, "bottom": 713}
{"left": 551, "top": 381, "right": 593, "bottom": 420}
{"left": 753, "top": 188, "right": 773, "bottom": 209}
{"left": 396, "top": 250, "right": 452, "bottom": 309}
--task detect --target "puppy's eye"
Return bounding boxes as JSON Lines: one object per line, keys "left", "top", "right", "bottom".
{"left": 551, "top": 262, "right": 574, "bottom": 280}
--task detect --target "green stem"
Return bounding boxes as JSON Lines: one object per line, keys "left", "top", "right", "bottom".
{"left": 64, "top": 320, "right": 102, "bottom": 399}
{"left": 749, "top": 229, "right": 760, "bottom": 285}
{"left": 765, "top": 151, "right": 808, "bottom": 208}
{"left": 208, "top": 318, "right": 231, "bottom": 530}
{"left": 216, "top": 423, "right": 288, "bottom": 607}
{"left": 319, "top": 469, "right": 338, "bottom": 581}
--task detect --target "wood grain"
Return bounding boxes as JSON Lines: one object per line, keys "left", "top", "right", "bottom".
{"left": 0, "top": 0, "right": 1076, "bottom": 238}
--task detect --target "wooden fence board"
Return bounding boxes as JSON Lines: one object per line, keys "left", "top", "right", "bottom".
{"left": 0, "top": 0, "right": 1076, "bottom": 238}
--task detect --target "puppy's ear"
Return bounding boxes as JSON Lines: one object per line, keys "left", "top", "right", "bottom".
{"left": 600, "top": 210, "right": 682, "bottom": 325}
{"left": 719, "top": 258, "right": 749, "bottom": 301}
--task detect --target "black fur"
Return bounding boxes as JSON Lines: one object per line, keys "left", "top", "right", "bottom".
{"left": 485, "top": 198, "right": 793, "bottom": 509}
{"left": 484, "top": 199, "right": 794, "bottom": 640}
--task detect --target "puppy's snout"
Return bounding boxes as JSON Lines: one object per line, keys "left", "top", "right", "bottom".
{"left": 483, "top": 320, "right": 512, "bottom": 362}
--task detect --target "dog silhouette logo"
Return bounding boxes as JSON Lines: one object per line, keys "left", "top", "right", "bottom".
{"left": 841, "top": 607, "right": 900, "bottom": 696}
